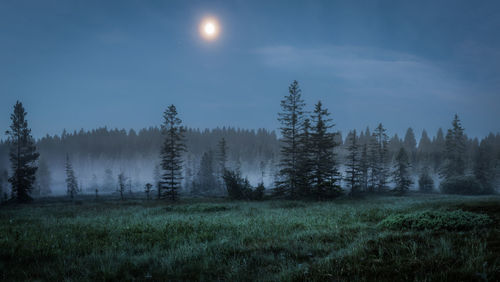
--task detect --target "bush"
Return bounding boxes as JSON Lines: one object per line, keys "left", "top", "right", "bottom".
{"left": 379, "top": 210, "right": 493, "bottom": 231}
{"left": 223, "top": 170, "right": 264, "bottom": 200}
{"left": 439, "top": 175, "right": 490, "bottom": 195}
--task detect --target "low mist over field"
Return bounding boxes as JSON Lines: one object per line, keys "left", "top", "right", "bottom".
{"left": 1, "top": 0, "right": 499, "bottom": 281}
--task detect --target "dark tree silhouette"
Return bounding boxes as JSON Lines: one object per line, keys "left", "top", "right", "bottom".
{"left": 160, "top": 105, "right": 186, "bottom": 201}
{"left": 441, "top": 114, "right": 466, "bottom": 179}
{"left": 276, "top": 80, "right": 306, "bottom": 197}
{"left": 393, "top": 147, "right": 413, "bottom": 194}
{"left": 117, "top": 173, "right": 126, "bottom": 200}
{"left": 345, "top": 130, "right": 361, "bottom": 195}
{"left": 65, "top": 154, "right": 79, "bottom": 199}
{"left": 6, "top": 101, "right": 39, "bottom": 202}
{"left": 309, "top": 101, "right": 341, "bottom": 198}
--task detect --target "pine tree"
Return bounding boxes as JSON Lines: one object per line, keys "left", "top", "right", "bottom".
{"left": 296, "top": 118, "right": 313, "bottom": 196}
{"left": 393, "top": 147, "right": 413, "bottom": 194}
{"left": 65, "top": 155, "right": 79, "bottom": 199}
{"left": 367, "top": 135, "right": 378, "bottom": 192}
{"left": 217, "top": 138, "right": 228, "bottom": 192}
{"left": 309, "top": 101, "right": 341, "bottom": 199}
{"left": 359, "top": 143, "right": 369, "bottom": 192}
{"left": 160, "top": 105, "right": 186, "bottom": 201}
{"left": 276, "top": 80, "right": 306, "bottom": 197}
{"left": 195, "top": 150, "right": 218, "bottom": 195}
{"left": 153, "top": 164, "right": 161, "bottom": 200}
{"left": 5, "top": 101, "right": 39, "bottom": 202}
{"left": 373, "top": 123, "right": 389, "bottom": 191}
{"left": 441, "top": 114, "right": 466, "bottom": 179}
{"left": 117, "top": 173, "right": 126, "bottom": 200}
{"left": 345, "top": 130, "right": 361, "bottom": 195}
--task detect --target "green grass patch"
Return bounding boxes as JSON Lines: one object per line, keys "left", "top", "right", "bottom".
{"left": 0, "top": 195, "right": 499, "bottom": 281}
{"left": 379, "top": 210, "right": 493, "bottom": 231}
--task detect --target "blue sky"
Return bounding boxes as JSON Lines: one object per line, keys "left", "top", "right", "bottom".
{"left": 1, "top": 0, "right": 499, "bottom": 139}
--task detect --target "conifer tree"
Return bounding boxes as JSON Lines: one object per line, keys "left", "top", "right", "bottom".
{"left": 393, "top": 147, "right": 413, "bottom": 193}
{"left": 309, "top": 101, "right": 341, "bottom": 198}
{"left": 276, "top": 80, "right": 306, "bottom": 197}
{"left": 345, "top": 130, "right": 361, "bottom": 195}
{"left": 296, "top": 118, "right": 313, "bottom": 196}
{"left": 441, "top": 114, "right": 466, "bottom": 179}
{"left": 160, "top": 105, "right": 186, "bottom": 201}
{"left": 65, "top": 155, "right": 79, "bottom": 199}
{"left": 116, "top": 173, "right": 127, "bottom": 200}
{"left": 373, "top": 123, "right": 389, "bottom": 191}
{"left": 359, "top": 143, "right": 369, "bottom": 192}
{"left": 6, "top": 101, "right": 39, "bottom": 202}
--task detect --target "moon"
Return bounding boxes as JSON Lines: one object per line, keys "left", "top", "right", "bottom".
{"left": 200, "top": 17, "right": 219, "bottom": 41}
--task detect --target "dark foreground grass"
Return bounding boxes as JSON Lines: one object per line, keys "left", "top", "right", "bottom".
{"left": 0, "top": 194, "right": 499, "bottom": 281}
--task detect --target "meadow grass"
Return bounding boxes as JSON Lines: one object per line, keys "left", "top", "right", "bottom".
{"left": 0, "top": 194, "right": 499, "bottom": 281}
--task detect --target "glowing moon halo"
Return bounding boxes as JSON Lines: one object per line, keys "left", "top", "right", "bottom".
{"left": 199, "top": 17, "right": 219, "bottom": 41}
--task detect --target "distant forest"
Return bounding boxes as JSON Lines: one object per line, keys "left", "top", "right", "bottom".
{"left": 1, "top": 121, "right": 498, "bottom": 196}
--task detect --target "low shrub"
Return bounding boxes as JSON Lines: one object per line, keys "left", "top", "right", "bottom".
{"left": 379, "top": 210, "right": 492, "bottom": 231}
{"left": 439, "top": 175, "right": 489, "bottom": 195}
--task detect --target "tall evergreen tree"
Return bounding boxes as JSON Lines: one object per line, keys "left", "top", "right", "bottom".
{"left": 359, "top": 143, "right": 369, "bottom": 192}
{"left": 276, "top": 80, "right": 306, "bottom": 197}
{"left": 296, "top": 118, "right": 313, "bottom": 196}
{"left": 345, "top": 130, "right": 361, "bottom": 195}
{"left": 373, "top": 123, "right": 389, "bottom": 191}
{"left": 117, "top": 172, "right": 126, "bottom": 200}
{"left": 6, "top": 101, "right": 39, "bottom": 202}
{"left": 393, "top": 147, "right": 413, "bottom": 194}
{"left": 309, "top": 101, "right": 341, "bottom": 198}
{"left": 474, "top": 139, "right": 495, "bottom": 193}
{"left": 440, "top": 114, "right": 466, "bottom": 179}
{"left": 65, "top": 154, "right": 79, "bottom": 199}
{"left": 160, "top": 105, "right": 186, "bottom": 201}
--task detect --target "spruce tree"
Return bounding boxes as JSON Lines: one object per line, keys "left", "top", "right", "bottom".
{"left": 160, "top": 105, "right": 186, "bottom": 201}
{"left": 373, "top": 123, "right": 389, "bottom": 191}
{"left": 359, "top": 143, "right": 369, "bottom": 192}
{"left": 276, "top": 80, "right": 306, "bottom": 197}
{"left": 309, "top": 101, "right": 341, "bottom": 198}
{"left": 418, "top": 166, "right": 434, "bottom": 192}
{"left": 117, "top": 172, "right": 126, "bottom": 200}
{"left": 6, "top": 101, "right": 39, "bottom": 202}
{"left": 345, "top": 130, "right": 361, "bottom": 195}
{"left": 441, "top": 114, "right": 466, "bottom": 179}
{"left": 393, "top": 147, "right": 413, "bottom": 194}
{"left": 296, "top": 118, "right": 313, "bottom": 196}
{"left": 65, "top": 155, "right": 79, "bottom": 199}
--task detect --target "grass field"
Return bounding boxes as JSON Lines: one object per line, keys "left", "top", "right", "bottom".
{"left": 0, "top": 194, "right": 499, "bottom": 281}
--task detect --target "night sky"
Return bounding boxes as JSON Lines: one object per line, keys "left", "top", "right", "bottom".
{"left": 1, "top": 0, "right": 499, "bottom": 139}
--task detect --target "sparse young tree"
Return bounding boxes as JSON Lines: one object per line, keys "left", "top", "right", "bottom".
{"left": 393, "top": 148, "right": 413, "bottom": 194}
{"left": 154, "top": 164, "right": 161, "bottom": 200}
{"left": 6, "top": 101, "right": 39, "bottom": 202}
{"left": 345, "top": 130, "right": 361, "bottom": 195}
{"left": 117, "top": 173, "right": 126, "bottom": 200}
{"left": 160, "top": 105, "right": 186, "bottom": 201}
{"left": 441, "top": 114, "right": 466, "bottom": 179}
{"left": 276, "top": 80, "right": 306, "bottom": 198}
{"left": 309, "top": 101, "right": 341, "bottom": 199}
{"left": 144, "top": 183, "right": 153, "bottom": 200}
{"left": 65, "top": 155, "right": 79, "bottom": 199}
{"left": 217, "top": 137, "right": 228, "bottom": 175}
